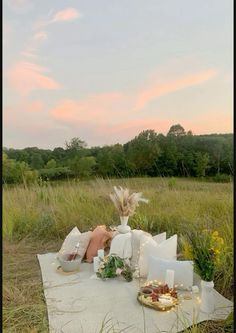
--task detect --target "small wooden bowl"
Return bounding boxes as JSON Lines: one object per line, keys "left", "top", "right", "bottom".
{"left": 140, "top": 287, "right": 153, "bottom": 297}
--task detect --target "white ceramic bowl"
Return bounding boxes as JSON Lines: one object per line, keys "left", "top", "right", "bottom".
{"left": 58, "top": 255, "right": 82, "bottom": 272}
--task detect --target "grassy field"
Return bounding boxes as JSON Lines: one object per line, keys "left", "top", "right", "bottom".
{"left": 3, "top": 177, "right": 234, "bottom": 332}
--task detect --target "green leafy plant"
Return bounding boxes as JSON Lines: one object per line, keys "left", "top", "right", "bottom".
{"left": 96, "top": 255, "right": 133, "bottom": 282}
{"left": 182, "top": 229, "right": 224, "bottom": 281}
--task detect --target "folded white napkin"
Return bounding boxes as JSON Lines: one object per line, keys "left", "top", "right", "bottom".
{"left": 109, "top": 233, "right": 132, "bottom": 259}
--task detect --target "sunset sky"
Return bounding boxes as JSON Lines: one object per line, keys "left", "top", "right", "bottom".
{"left": 3, "top": 0, "right": 233, "bottom": 149}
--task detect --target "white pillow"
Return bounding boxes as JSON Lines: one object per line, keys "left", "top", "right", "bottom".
{"left": 58, "top": 227, "right": 81, "bottom": 256}
{"left": 130, "top": 230, "right": 151, "bottom": 269}
{"left": 109, "top": 233, "right": 132, "bottom": 259}
{"left": 153, "top": 232, "right": 166, "bottom": 244}
{"left": 147, "top": 256, "right": 193, "bottom": 290}
{"left": 130, "top": 230, "right": 165, "bottom": 270}
{"left": 139, "top": 234, "right": 177, "bottom": 278}
{"left": 58, "top": 227, "right": 92, "bottom": 260}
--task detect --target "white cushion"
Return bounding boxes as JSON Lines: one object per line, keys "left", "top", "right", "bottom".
{"left": 153, "top": 232, "right": 166, "bottom": 244}
{"left": 58, "top": 227, "right": 81, "bottom": 256}
{"left": 109, "top": 233, "right": 132, "bottom": 259}
{"left": 130, "top": 230, "right": 151, "bottom": 269}
{"left": 147, "top": 256, "right": 194, "bottom": 290}
{"left": 139, "top": 234, "right": 177, "bottom": 278}
{"left": 130, "top": 230, "right": 165, "bottom": 269}
{"left": 58, "top": 227, "right": 92, "bottom": 260}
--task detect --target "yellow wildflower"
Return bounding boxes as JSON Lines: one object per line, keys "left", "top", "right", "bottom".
{"left": 219, "top": 237, "right": 224, "bottom": 245}
{"left": 183, "top": 241, "right": 193, "bottom": 260}
{"left": 212, "top": 231, "right": 219, "bottom": 238}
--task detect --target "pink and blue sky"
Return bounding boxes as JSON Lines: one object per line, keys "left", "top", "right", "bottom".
{"left": 3, "top": 0, "right": 233, "bottom": 149}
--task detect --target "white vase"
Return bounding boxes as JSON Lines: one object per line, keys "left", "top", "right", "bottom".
{"left": 117, "top": 216, "right": 131, "bottom": 234}
{"left": 120, "top": 216, "right": 129, "bottom": 226}
{"left": 200, "top": 280, "right": 215, "bottom": 313}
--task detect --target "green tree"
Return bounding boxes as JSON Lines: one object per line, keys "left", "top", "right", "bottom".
{"left": 220, "top": 136, "right": 233, "bottom": 175}
{"left": 155, "top": 136, "right": 179, "bottom": 176}
{"left": 125, "top": 130, "right": 160, "bottom": 175}
{"left": 167, "top": 124, "right": 186, "bottom": 137}
{"left": 65, "top": 138, "right": 88, "bottom": 161}
{"left": 194, "top": 152, "right": 210, "bottom": 177}
{"left": 187, "top": 130, "right": 193, "bottom": 136}
{"left": 2, "top": 153, "right": 38, "bottom": 184}
{"left": 53, "top": 147, "right": 66, "bottom": 164}
{"left": 46, "top": 159, "right": 57, "bottom": 168}
{"left": 65, "top": 138, "right": 87, "bottom": 151}
{"left": 70, "top": 156, "right": 96, "bottom": 178}
{"left": 30, "top": 153, "right": 44, "bottom": 169}
{"left": 107, "top": 144, "right": 128, "bottom": 176}
{"left": 96, "top": 147, "right": 115, "bottom": 176}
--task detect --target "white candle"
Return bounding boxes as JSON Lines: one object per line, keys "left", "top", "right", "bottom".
{"left": 165, "top": 269, "right": 175, "bottom": 289}
{"left": 93, "top": 256, "right": 100, "bottom": 272}
{"left": 97, "top": 249, "right": 104, "bottom": 259}
{"left": 192, "top": 285, "right": 199, "bottom": 293}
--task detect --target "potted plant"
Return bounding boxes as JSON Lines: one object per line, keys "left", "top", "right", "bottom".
{"left": 109, "top": 186, "right": 149, "bottom": 233}
{"left": 182, "top": 229, "right": 224, "bottom": 313}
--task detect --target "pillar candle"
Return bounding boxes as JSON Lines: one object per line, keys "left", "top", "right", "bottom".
{"left": 165, "top": 269, "right": 175, "bottom": 289}
{"left": 97, "top": 249, "right": 104, "bottom": 259}
{"left": 93, "top": 256, "right": 100, "bottom": 272}
{"left": 192, "top": 285, "right": 199, "bottom": 293}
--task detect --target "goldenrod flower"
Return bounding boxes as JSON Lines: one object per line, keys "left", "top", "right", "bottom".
{"left": 219, "top": 237, "right": 224, "bottom": 245}
{"left": 183, "top": 242, "right": 193, "bottom": 260}
{"left": 212, "top": 231, "right": 219, "bottom": 238}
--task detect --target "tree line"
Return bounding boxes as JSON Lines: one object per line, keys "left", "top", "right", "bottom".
{"left": 3, "top": 124, "right": 233, "bottom": 184}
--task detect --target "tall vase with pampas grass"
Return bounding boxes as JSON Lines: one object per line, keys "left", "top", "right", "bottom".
{"left": 110, "top": 186, "right": 149, "bottom": 233}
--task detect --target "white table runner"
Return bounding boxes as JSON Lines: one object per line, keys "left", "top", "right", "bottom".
{"left": 38, "top": 253, "right": 233, "bottom": 333}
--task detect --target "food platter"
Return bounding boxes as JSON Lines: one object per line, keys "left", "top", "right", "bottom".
{"left": 137, "top": 283, "right": 178, "bottom": 311}
{"left": 137, "top": 293, "right": 178, "bottom": 311}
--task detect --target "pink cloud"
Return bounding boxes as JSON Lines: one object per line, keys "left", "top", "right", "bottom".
{"left": 51, "top": 93, "right": 127, "bottom": 123}
{"left": 50, "top": 68, "right": 218, "bottom": 127}
{"left": 33, "top": 31, "right": 48, "bottom": 41}
{"left": 20, "top": 51, "right": 37, "bottom": 58}
{"left": 95, "top": 118, "right": 172, "bottom": 138}
{"left": 20, "top": 47, "right": 38, "bottom": 58}
{"left": 36, "top": 7, "right": 80, "bottom": 28}
{"left": 185, "top": 113, "right": 233, "bottom": 135}
{"left": 7, "top": 61, "right": 61, "bottom": 96}
{"left": 51, "top": 8, "right": 80, "bottom": 23}
{"left": 51, "top": 99, "right": 84, "bottom": 122}
{"left": 3, "top": 100, "right": 45, "bottom": 124}
{"left": 135, "top": 69, "right": 217, "bottom": 110}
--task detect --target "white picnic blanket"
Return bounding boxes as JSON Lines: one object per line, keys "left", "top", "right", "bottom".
{"left": 37, "top": 253, "right": 233, "bottom": 333}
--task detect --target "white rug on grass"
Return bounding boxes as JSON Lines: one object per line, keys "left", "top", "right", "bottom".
{"left": 38, "top": 253, "right": 233, "bottom": 333}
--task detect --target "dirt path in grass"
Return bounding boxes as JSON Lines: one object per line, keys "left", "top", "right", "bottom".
{"left": 3, "top": 239, "right": 62, "bottom": 333}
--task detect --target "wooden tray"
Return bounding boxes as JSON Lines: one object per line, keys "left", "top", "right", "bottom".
{"left": 137, "top": 293, "right": 178, "bottom": 312}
